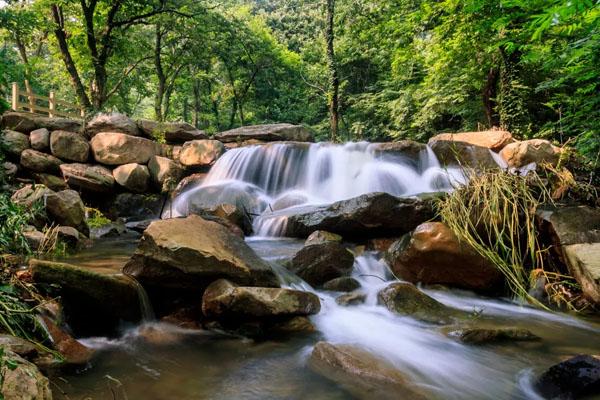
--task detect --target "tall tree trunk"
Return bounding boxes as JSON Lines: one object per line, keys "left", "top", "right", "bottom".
{"left": 50, "top": 5, "right": 92, "bottom": 111}
{"left": 154, "top": 24, "right": 165, "bottom": 121}
{"left": 326, "top": 0, "right": 339, "bottom": 142}
{"left": 483, "top": 66, "right": 500, "bottom": 127}
{"left": 193, "top": 79, "right": 201, "bottom": 128}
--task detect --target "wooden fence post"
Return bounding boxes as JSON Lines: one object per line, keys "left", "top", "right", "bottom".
{"left": 11, "top": 82, "right": 18, "bottom": 111}
{"left": 49, "top": 91, "right": 56, "bottom": 118}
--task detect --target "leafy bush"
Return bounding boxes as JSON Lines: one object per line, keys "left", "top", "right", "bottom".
{"left": 86, "top": 207, "right": 111, "bottom": 228}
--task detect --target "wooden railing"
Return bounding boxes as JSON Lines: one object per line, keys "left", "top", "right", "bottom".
{"left": 11, "top": 82, "right": 84, "bottom": 119}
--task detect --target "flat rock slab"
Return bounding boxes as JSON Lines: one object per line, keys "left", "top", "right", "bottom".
{"left": 216, "top": 123, "right": 314, "bottom": 143}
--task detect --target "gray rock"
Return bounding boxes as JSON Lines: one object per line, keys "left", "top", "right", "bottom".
{"left": 86, "top": 112, "right": 141, "bottom": 137}
{"left": 216, "top": 123, "right": 314, "bottom": 143}
{"left": 285, "top": 192, "right": 438, "bottom": 239}
{"left": 60, "top": 163, "right": 115, "bottom": 193}
{"left": 1, "top": 111, "right": 82, "bottom": 133}
{"left": 535, "top": 355, "right": 600, "bottom": 400}
{"left": 335, "top": 291, "right": 367, "bottom": 306}
{"left": 1, "top": 129, "right": 30, "bottom": 157}
{"left": 148, "top": 155, "right": 184, "bottom": 192}
{"left": 137, "top": 119, "right": 207, "bottom": 143}
{"left": 322, "top": 276, "right": 361, "bottom": 292}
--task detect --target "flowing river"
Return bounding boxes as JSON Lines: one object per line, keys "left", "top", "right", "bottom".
{"left": 52, "top": 142, "right": 600, "bottom": 399}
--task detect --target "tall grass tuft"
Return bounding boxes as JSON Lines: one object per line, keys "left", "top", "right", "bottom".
{"left": 437, "top": 169, "right": 551, "bottom": 308}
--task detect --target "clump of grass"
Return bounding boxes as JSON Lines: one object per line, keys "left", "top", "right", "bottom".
{"left": 437, "top": 169, "right": 551, "bottom": 308}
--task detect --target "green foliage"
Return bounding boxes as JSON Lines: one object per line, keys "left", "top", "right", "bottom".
{"left": 0, "top": 195, "right": 41, "bottom": 255}
{"left": 86, "top": 208, "right": 111, "bottom": 229}
{"left": 0, "top": 0, "right": 597, "bottom": 155}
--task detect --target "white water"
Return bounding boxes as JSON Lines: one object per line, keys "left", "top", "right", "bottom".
{"left": 167, "top": 142, "right": 469, "bottom": 236}
{"left": 277, "top": 252, "right": 600, "bottom": 399}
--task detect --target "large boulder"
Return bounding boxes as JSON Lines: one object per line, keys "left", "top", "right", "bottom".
{"left": 0, "top": 349, "right": 52, "bottom": 400}
{"left": 535, "top": 355, "right": 600, "bottom": 400}
{"left": 500, "top": 139, "right": 562, "bottom": 169}
{"left": 122, "top": 215, "right": 279, "bottom": 290}
{"left": 201, "top": 279, "right": 320, "bottom": 319}
{"left": 369, "top": 140, "right": 426, "bottom": 162}
{"left": 50, "top": 130, "right": 89, "bottom": 162}
{"left": 29, "top": 259, "right": 142, "bottom": 336}
{"left": 148, "top": 155, "right": 184, "bottom": 192}
{"left": 377, "top": 282, "right": 463, "bottom": 324}
{"left": 285, "top": 192, "right": 437, "bottom": 239}
{"left": 45, "top": 189, "right": 89, "bottom": 236}
{"left": 1, "top": 111, "right": 82, "bottom": 133}
{"left": 288, "top": 242, "right": 355, "bottom": 287}
{"left": 20, "top": 149, "right": 63, "bottom": 174}
{"left": 309, "top": 342, "right": 428, "bottom": 400}
{"left": 29, "top": 128, "right": 50, "bottom": 151}
{"left": 190, "top": 203, "right": 253, "bottom": 236}
{"left": 1, "top": 129, "right": 29, "bottom": 157}
{"left": 385, "top": 222, "right": 504, "bottom": 293}
{"left": 178, "top": 139, "right": 225, "bottom": 168}
{"left": 429, "top": 140, "right": 499, "bottom": 169}
{"left": 105, "top": 193, "right": 164, "bottom": 221}
{"left": 429, "top": 130, "right": 514, "bottom": 152}
{"left": 60, "top": 163, "right": 114, "bottom": 193}
{"left": 112, "top": 163, "right": 151, "bottom": 193}
{"left": 90, "top": 132, "right": 160, "bottom": 165}
{"left": 137, "top": 119, "right": 207, "bottom": 143}
{"left": 537, "top": 205, "right": 600, "bottom": 304}
{"left": 215, "top": 123, "right": 314, "bottom": 143}
{"left": 86, "top": 112, "right": 141, "bottom": 137}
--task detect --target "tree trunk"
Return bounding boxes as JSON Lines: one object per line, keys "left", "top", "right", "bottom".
{"left": 193, "top": 79, "right": 201, "bottom": 128}
{"left": 154, "top": 24, "right": 165, "bottom": 122}
{"left": 326, "top": 0, "right": 339, "bottom": 142}
{"left": 483, "top": 66, "right": 499, "bottom": 127}
{"left": 50, "top": 5, "right": 92, "bottom": 111}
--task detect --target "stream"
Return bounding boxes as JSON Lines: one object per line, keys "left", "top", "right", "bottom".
{"left": 51, "top": 142, "right": 600, "bottom": 399}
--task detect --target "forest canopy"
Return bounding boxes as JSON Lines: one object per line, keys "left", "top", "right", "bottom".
{"left": 0, "top": 0, "right": 598, "bottom": 160}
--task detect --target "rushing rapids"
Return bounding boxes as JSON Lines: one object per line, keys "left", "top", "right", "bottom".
{"left": 167, "top": 142, "right": 469, "bottom": 235}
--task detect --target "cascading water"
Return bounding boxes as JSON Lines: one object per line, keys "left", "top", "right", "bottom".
{"left": 167, "top": 142, "right": 469, "bottom": 236}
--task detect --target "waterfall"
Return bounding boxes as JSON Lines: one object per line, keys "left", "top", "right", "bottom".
{"left": 122, "top": 274, "right": 155, "bottom": 321}
{"left": 167, "top": 142, "right": 468, "bottom": 236}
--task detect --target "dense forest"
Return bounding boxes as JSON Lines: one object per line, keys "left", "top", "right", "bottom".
{"left": 1, "top": 0, "right": 599, "bottom": 157}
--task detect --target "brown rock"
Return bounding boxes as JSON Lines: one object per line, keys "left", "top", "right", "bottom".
{"left": 289, "top": 242, "right": 355, "bottom": 287}
{"left": 335, "top": 291, "right": 367, "bottom": 306}
{"left": 41, "top": 316, "right": 94, "bottom": 365}
{"left": 385, "top": 222, "right": 503, "bottom": 293}
{"left": 305, "top": 230, "right": 342, "bottom": 246}
{"left": 90, "top": 132, "right": 160, "bottom": 165}
{"left": 369, "top": 140, "right": 426, "bottom": 161}
{"left": 447, "top": 327, "right": 540, "bottom": 344}
{"left": 50, "top": 130, "right": 89, "bottom": 162}
{"left": 112, "top": 163, "right": 151, "bottom": 193}
{"left": 178, "top": 139, "right": 225, "bottom": 168}
{"left": 500, "top": 139, "right": 562, "bottom": 168}
{"left": 148, "top": 155, "right": 184, "bottom": 192}
{"left": 429, "top": 140, "right": 499, "bottom": 169}
{"left": 0, "top": 349, "right": 52, "bottom": 400}
{"left": 45, "top": 189, "right": 89, "bottom": 236}
{"left": 32, "top": 173, "right": 68, "bottom": 191}
{"left": 29, "top": 128, "right": 50, "bottom": 151}
{"left": 60, "top": 163, "right": 115, "bottom": 192}
{"left": 322, "top": 276, "right": 361, "bottom": 292}
{"left": 201, "top": 279, "right": 320, "bottom": 319}
{"left": 123, "top": 215, "right": 279, "bottom": 290}
{"left": 10, "top": 184, "right": 53, "bottom": 208}
{"left": 309, "top": 342, "right": 428, "bottom": 400}
{"left": 429, "top": 130, "right": 514, "bottom": 152}
{"left": 20, "top": 149, "right": 63, "bottom": 173}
